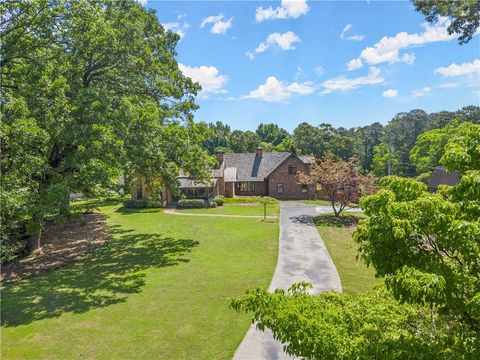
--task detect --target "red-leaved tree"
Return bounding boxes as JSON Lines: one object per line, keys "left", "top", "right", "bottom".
{"left": 299, "top": 156, "right": 376, "bottom": 217}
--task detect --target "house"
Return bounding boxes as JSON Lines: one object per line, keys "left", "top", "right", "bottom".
{"left": 427, "top": 166, "right": 459, "bottom": 192}
{"left": 132, "top": 147, "right": 316, "bottom": 204}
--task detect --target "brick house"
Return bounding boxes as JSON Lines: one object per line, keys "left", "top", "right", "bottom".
{"left": 132, "top": 147, "right": 316, "bottom": 204}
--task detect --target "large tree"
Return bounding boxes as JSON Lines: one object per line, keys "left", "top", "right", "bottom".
{"left": 1, "top": 0, "right": 211, "bottom": 252}
{"left": 255, "top": 123, "right": 288, "bottom": 146}
{"left": 413, "top": 0, "right": 480, "bottom": 44}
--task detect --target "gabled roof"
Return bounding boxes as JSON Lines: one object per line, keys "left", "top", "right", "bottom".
{"left": 223, "top": 152, "right": 291, "bottom": 181}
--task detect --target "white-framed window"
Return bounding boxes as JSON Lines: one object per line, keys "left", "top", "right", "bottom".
{"left": 277, "top": 183, "right": 284, "bottom": 194}
{"left": 301, "top": 184, "right": 308, "bottom": 193}
{"left": 236, "top": 182, "right": 255, "bottom": 192}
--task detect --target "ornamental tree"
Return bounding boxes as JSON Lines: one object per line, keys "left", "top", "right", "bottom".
{"left": 299, "top": 156, "right": 376, "bottom": 216}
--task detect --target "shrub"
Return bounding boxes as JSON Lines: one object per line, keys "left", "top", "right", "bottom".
{"left": 147, "top": 199, "right": 166, "bottom": 208}
{"left": 213, "top": 196, "right": 225, "bottom": 206}
{"left": 177, "top": 199, "right": 206, "bottom": 208}
{"left": 416, "top": 171, "right": 433, "bottom": 185}
{"left": 124, "top": 199, "right": 148, "bottom": 208}
{"left": 210, "top": 201, "right": 217, "bottom": 208}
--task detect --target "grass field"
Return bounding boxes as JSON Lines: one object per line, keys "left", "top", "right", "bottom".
{"left": 1, "top": 203, "right": 279, "bottom": 359}
{"left": 177, "top": 202, "right": 279, "bottom": 216}
{"left": 315, "top": 213, "right": 382, "bottom": 295}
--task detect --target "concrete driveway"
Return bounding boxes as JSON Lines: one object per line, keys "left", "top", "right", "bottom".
{"left": 233, "top": 202, "right": 342, "bottom": 360}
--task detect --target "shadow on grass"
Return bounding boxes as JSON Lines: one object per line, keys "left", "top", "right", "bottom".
{"left": 1, "top": 226, "right": 198, "bottom": 327}
{"left": 313, "top": 214, "right": 360, "bottom": 228}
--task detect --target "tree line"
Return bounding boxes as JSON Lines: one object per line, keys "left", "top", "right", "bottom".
{"left": 198, "top": 106, "right": 480, "bottom": 177}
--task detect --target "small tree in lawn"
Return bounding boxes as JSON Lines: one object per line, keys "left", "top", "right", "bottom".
{"left": 299, "top": 156, "right": 376, "bottom": 217}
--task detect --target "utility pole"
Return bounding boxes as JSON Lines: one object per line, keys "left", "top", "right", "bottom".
{"left": 387, "top": 144, "right": 394, "bottom": 176}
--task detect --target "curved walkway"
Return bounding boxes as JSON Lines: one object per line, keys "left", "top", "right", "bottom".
{"left": 233, "top": 202, "right": 342, "bottom": 360}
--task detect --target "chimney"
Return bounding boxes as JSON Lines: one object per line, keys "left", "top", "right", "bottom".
{"left": 256, "top": 146, "right": 263, "bottom": 159}
{"left": 215, "top": 149, "right": 225, "bottom": 165}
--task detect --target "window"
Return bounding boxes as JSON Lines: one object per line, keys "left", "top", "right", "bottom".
{"left": 277, "top": 183, "right": 284, "bottom": 194}
{"left": 288, "top": 165, "right": 297, "bottom": 175}
{"left": 236, "top": 182, "right": 255, "bottom": 192}
{"left": 301, "top": 184, "right": 308, "bottom": 193}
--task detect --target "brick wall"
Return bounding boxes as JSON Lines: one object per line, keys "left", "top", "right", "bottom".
{"left": 267, "top": 156, "right": 316, "bottom": 200}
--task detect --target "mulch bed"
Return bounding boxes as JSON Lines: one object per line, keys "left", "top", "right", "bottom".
{"left": 1, "top": 212, "right": 108, "bottom": 284}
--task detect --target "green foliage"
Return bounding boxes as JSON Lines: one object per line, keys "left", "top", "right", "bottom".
{"left": 355, "top": 175, "right": 480, "bottom": 325}
{"left": 256, "top": 123, "right": 289, "bottom": 146}
{"left": 124, "top": 199, "right": 149, "bottom": 209}
{"left": 177, "top": 199, "right": 206, "bottom": 208}
{"left": 372, "top": 143, "right": 400, "bottom": 176}
{"left": 213, "top": 196, "right": 225, "bottom": 206}
{"left": 410, "top": 121, "right": 459, "bottom": 170}
{"left": 441, "top": 122, "right": 480, "bottom": 174}
{"left": 231, "top": 284, "right": 478, "bottom": 359}
{"left": 229, "top": 130, "right": 261, "bottom": 153}
{"left": 410, "top": 121, "right": 479, "bottom": 174}
{"left": 293, "top": 122, "right": 331, "bottom": 157}
{"left": 416, "top": 172, "right": 433, "bottom": 185}
{"left": 413, "top": 0, "right": 480, "bottom": 44}
{"left": 1, "top": 0, "right": 211, "bottom": 251}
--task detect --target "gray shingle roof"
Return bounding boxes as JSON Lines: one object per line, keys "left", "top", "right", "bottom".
{"left": 223, "top": 152, "right": 291, "bottom": 181}
{"left": 428, "top": 166, "right": 459, "bottom": 190}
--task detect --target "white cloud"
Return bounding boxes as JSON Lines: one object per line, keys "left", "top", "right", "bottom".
{"left": 314, "top": 66, "right": 324, "bottom": 76}
{"left": 321, "top": 66, "right": 384, "bottom": 94}
{"left": 200, "top": 15, "right": 224, "bottom": 28}
{"left": 256, "top": 0, "right": 309, "bottom": 22}
{"left": 241, "top": 76, "right": 314, "bottom": 102}
{"left": 412, "top": 86, "right": 431, "bottom": 98}
{"left": 349, "top": 18, "right": 458, "bottom": 69}
{"left": 245, "top": 51, "right": 255, "bottom": 60}
{"left": 162, "top": 22, "right": 190, "bottom": 39}
{"left": 136, "top": 0, "right": 147, "bottom": 6}
{"left": 200, "top": 14, "right": 233, "bottom": 34}
{"left": 438, "top": 83, "right": 458, "bottom": 88}
{"left": 340, "top": 24, "right": 364, "bottom": 41}
{"left": 247, "top": 31, "right": 301, "bottom": 59}
{"left": 347, "top": 58, "right": 363, "bottom": 71}
{"left": 294, "top": 66, "right": 306, "bottom": 80}
{"left": 401, "top": 53, "right": 416, "bottom": 65}
{"left": 287, "top": 81, "right": 315, "bottom": 94}
{"left": 434, "top": 59, "right": 480, "bottom": 77}
{"left": 178, "top": 64, "right": 228, "bottom": 97}
{"left": 382, "top": 89, "right": 398, "bottom": 98}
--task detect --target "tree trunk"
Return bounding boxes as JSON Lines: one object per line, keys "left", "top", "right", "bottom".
{"left": 27, "top": 229, "right": 42, "bottom": 253}
{"left": 331, "top": 201, "right": 339, "bottom": 217}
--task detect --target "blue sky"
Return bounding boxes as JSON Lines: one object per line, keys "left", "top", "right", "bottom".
{"left": 144, "top": 0, "right": 480, "bottom": 132}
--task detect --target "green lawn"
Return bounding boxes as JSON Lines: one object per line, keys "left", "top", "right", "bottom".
{"left": 315, "top": 213, "right": 382, "bottom": 295}
{"left": 1, "top": 204, "right": 279, "bottom": 359}
{"left": 176, "top": 202, "right": 279, "bottom": 216}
